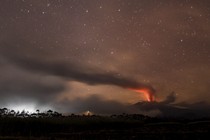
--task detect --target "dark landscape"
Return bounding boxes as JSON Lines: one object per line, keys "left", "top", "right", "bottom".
{"left": 0, "top": 108, "right": 209, "bottom": 140}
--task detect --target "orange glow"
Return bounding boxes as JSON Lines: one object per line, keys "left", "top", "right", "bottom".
{"left": 129, "top": 88, "right": 155, "bottom": 102}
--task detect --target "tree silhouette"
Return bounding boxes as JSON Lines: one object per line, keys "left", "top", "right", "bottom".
{"left": 0, "top": 108, "right": 9, "bottom": 116}
{"left": 47, "top": 110, "right": 53, "bottom": 117}
{"left": 36, "top": 109, "right": 40, "bottom": 114}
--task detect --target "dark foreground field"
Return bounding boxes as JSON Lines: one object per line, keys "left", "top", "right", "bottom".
{"left": 0, "top": 115, "right": 209, "bottom": 140}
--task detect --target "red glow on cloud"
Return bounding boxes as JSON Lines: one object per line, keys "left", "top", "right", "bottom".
{"left": 130, "top": 88, "right": 155, "bottom": 102}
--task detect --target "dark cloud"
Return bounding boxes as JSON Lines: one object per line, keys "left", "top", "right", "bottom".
{"left": 161, "top": 92, "right": 176, "bottom": 104}
{"left": 0, "top": 61, "right": 65, "bottom": 105}
{"left": 0, "top": 40, "right": 155, "bottom": 91}
{"left": 0, "top": 39, "right": 155, "bottom": 110}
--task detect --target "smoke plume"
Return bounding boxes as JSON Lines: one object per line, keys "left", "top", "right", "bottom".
{"left": 0, "top": 41, "right": 156, "bottom": 97}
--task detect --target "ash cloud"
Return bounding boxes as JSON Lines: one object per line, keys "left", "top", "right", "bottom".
{"left": 161, "top": 92, "right": 176, "bottom": 104}
{"left": 0, "top": 39, "right": 155, "bottom": 110}
{"left": 0, "top": 40, "right": 155, "bottom": 92}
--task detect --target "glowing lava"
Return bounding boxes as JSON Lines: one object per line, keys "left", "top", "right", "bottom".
{"left": 130, "top": 88, "right": 155, "bottom": 102}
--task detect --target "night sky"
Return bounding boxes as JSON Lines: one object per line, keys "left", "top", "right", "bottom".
{"left": 0, "top": 0, "right": 210, "bottom": 117}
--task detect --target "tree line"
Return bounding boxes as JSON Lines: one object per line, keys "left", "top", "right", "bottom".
{"left": 0, "top": 108, "right": 62, "bottom": 118}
